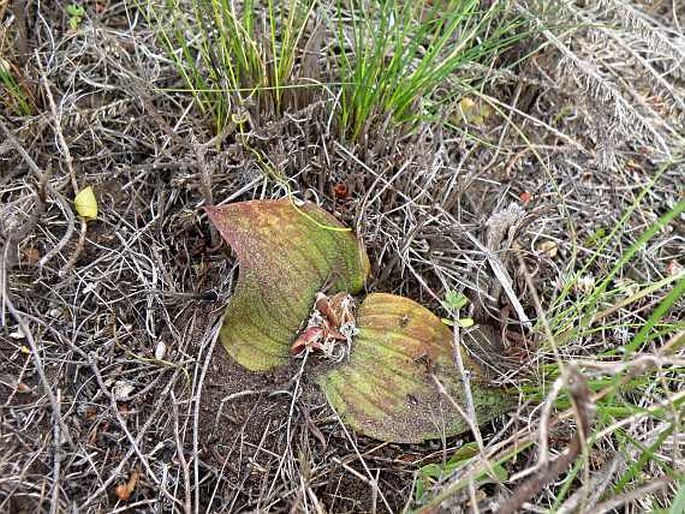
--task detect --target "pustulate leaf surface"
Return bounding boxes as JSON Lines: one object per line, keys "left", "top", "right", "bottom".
{"left": 207, "top": 199, "right": 370, "bottom": 371}
{"left": 320, "top": 293, "right": 516, "bottom": 442}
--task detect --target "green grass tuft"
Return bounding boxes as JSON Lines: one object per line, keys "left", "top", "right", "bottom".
{"left": 0, "top": 57, "right": 34, "bottom": 116}
{"left": 414, "top": 165, "right": 684, "bottom": 510}
{"left": 334, "top": 0, "right": 529, "bottom": 139}
{"left": 149, "top": 0, "right": 316, "bottom": 131}
{"left": 149, "top": 0, "right": 531, "bottom": 139}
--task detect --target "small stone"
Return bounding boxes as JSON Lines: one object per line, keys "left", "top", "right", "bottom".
{"left": 113, "top": 381, "right": 135, "bottom": 401}
{"left": 47, "top": 308, "right": 62, "bottom": 318}
{"left": 154, "top": 341, "right": 167, "bottom": 360}
{"left": 9, "top": 326, "right": 26, "bottom": 339}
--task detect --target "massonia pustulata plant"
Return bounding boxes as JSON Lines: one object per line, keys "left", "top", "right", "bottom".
{"left": 206, "top": 199, "right": 515, "bottom": 443}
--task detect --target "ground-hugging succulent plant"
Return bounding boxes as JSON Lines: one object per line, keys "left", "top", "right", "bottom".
{"left": 208, "top": 198, "right": 515, "bottom": 442}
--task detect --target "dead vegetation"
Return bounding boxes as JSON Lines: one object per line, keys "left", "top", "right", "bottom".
{"left": 1, "top": 0, "right": 683, "bottom": 513}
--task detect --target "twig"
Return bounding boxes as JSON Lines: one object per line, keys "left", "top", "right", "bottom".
{"left": 0, "top": 117, "right": 75, "bottom": 271}
{"left": 0, "top": 117, "right": 46, "bottom": 181}
{"left": 58, "top": 214, "right": 87, "bottom": 277}
{"left": 79, "top": 370, "right": 181, "bottom": 509}
{"left": 430, "top": 374, "right": 484, "bottom": 456}
{"left": 87, "top": 356, "right": 184, "bottom": 509}
{"left": 556, "top": 455, "right": 622, "bottom": 514}
{"left": 37, "top": 190, "right": 76, "bottom": 269}
{"left": 171, "top": 391, "right": 192, "bottom": 514}
{"left": 328, "top": 402, "right": 394, "bottom": 514}
{"left": 37, "top": 49, "right": 88, "bottom": 274}
{"left": 37, "top": 51, "right": 78, "bottom": 195}
{"left": 191, "top": 134, "right": 218, "bottom": 248}
{"left": 468, "top": 476, "right": 480, "bottom": 514}
{"left": 500, "top": 434, "right": 584, "bottom": 514}
{"left": 192, "top": 282, "right": 230, "bottom": 514}
{"left": 3, "top": 294, "right": 73, "bottom": 446}
{"left": 266, "top": 352, "right": 309, "bottom": 502}
{"left": 514, "top": 248, "right": 563, "bottom": 362}
{"left": 465, "top": 232, "right": 531, "bottom": 328}
{"left": 449, "top": 309, "right": 487, "bottom": 458}
{"left": 49, "top": 389, "right": 63, "bottom": 514}
{"left": 496, "top": 366, "right": 594, "bottom": 514}
{"left": 0, "top": 117, "right": 49, "bottom": 282}
{"left": 212, "top": 389, "right": 269, "bottom": 434}
{"left": 429, "top": 370, "right": 502, "bottom": 488}
{"left": 590, "top": 477, "right": 672, "bottom": 514}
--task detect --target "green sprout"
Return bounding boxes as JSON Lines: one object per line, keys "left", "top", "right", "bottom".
{"left": 66, "top": 4, "right": 86, "bottom": 31}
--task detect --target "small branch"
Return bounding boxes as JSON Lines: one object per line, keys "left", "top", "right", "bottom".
{"left": 449, "top": 313, "right": 487, "bottom": 456}
{"left": 88, "top": 356, "right": 184, "bottom": 509}
{"left": 171, "top": 391, "right": 192, "bottom": 514}
{"left": 37, "top": 50, "right": 87, "bottom": 271}
{"left": 497, "top": 366, "right": 594, "bottom": 514}
{"left": 4, "top": 294, "right": 72, "bottom": 438}
{"left": 430, "top": 372, "right": 485, "bottom": 456}
{"left": 430, "top": 371, "right": 502, "bottom": 487}
{"left": 38, "top": 51, "right": 78, "bottom": 195}
{"left": 498, "top": 433, "right": 583, "bottom": 514}
{"left": 328, "top": 405, "right": 394, "bottom": 514}
{"left": 193, "top": 300, "right": 226, "bottom": 514}
{"left": 49, "top": 389, "right": 63, "bottom": 514}
{"left": 0, "top": 117, "right": 50, "bottom": 277}
{"left": 37, "top": 191, "right": 76, "bottom": 269}
{"left": 465, "top": 231, "right": 531, "bottom": 328}
{"left": 419, "top": 352, "right": 679, "bottom": 511}
{"left": 556, "top": 455, "right": 623, "bottom": 514}
{"left": 0, "top": 122, "right": 72, "bottom": 269}
{"left": 0, "top": 117, "right": 48, "bottom": 182}
{"left": 591, "top": 478, "right": 672, "bottom": 514}
{"left": 79, "top": 370, "right": 181, "bottom": 510}
{"left": 58, "top": 217, "right": 87, "bottom": 277}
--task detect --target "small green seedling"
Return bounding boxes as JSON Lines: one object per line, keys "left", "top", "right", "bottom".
{"left": 584, "top": 227, "right": 607, "bottom": 248}
{"left": 441, "top": 317, "right": 476, "bottom": 329}
{"left": 443, "top": 290, "right": 469, "bottom": 311}
{"left": 441, "top": 290, "right": 474, "bottom": 327}
{"left": 66, "top": 4, "right": 86, "bottom": 30}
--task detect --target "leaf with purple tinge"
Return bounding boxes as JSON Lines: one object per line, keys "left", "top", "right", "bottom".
{"left": 319, "top": 293, "right": 515, "bottom": 443}
{"left": 206, "top": 199, "right": 370, "bottom": 371}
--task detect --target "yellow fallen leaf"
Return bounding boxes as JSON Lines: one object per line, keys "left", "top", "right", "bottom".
{"left": 538, "top": 240, "right": 558, "bottom": 258}
{"left": 74, "top": 186, "right": 98, "bottom": 219}
{"left": 457, "top": 97, "right": 492, "bottom": 126}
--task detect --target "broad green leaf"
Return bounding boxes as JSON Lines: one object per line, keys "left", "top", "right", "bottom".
{"left": 207, "top": 199, "right": 370, "bottom": 371}
{"left": 320, "top": 293, "right": 515, "bottom": 443}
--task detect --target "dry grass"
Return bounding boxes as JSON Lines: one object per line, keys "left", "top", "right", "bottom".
{"left": 1, "top": 0, "right": 683, "bottom": 512}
